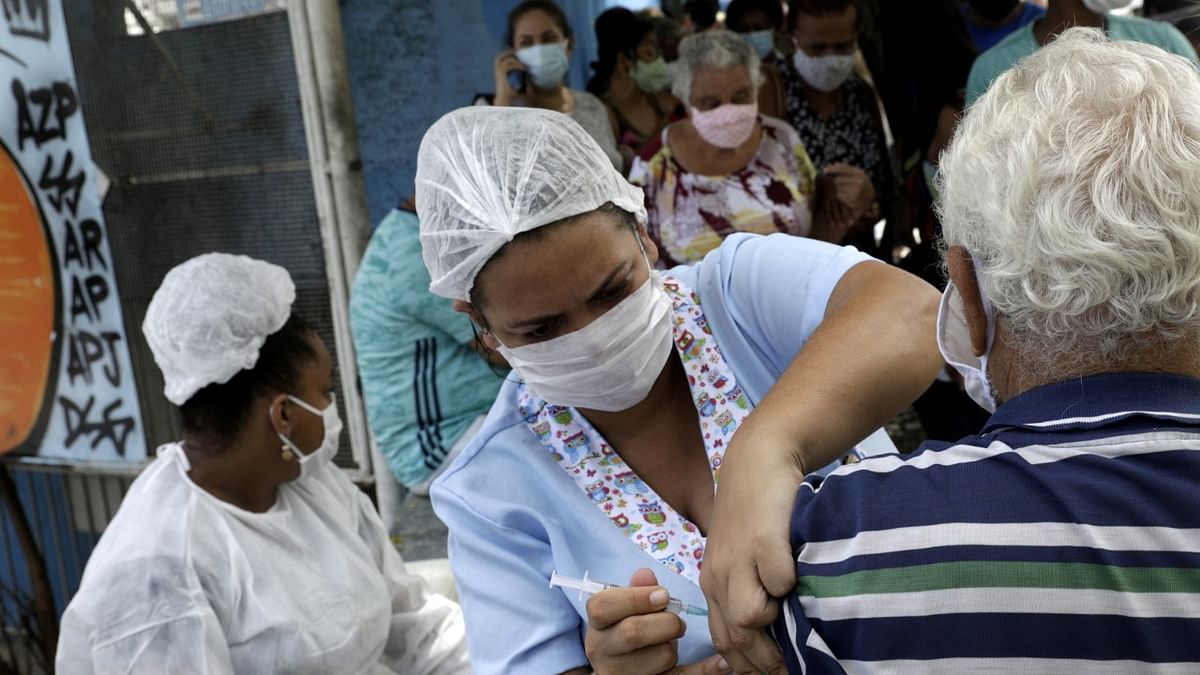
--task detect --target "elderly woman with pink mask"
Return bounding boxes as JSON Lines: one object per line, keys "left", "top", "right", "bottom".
{"left": 629, "top": 30, "right": 874, "bottom": 266}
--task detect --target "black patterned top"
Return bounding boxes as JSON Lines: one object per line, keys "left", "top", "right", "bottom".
{"left": 776, "top": 55, "right": 893, "bottom": 224}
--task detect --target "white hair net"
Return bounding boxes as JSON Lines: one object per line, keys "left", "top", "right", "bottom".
{"left": 142, "top": 253, "right": 296, "bottom": 406}
{"left": 415, "top": 107, "right": 648, "bottom": 300}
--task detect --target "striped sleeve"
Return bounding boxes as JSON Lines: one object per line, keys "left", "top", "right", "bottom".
{"left": 775, "top": 437, "right": 1200, "bottom": 672}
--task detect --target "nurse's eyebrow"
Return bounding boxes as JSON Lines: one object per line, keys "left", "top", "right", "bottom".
{"left": 509, "top": 312, "right": 563, "bottom": 329}
{"left": 585, "top": 261, "right": 632, "bottom": 302}
{"left": 506, "top": 261, "right": 631, "bottom": 330}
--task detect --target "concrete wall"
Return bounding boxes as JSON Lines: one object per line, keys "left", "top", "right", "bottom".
{"left": 342, "top": 0, "right": 609, "bottom": 227}
{"left": 342, "top": 0, "right": 498, "bottom": 226}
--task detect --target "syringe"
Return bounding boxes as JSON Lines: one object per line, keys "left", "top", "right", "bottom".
{"left": 549, "top": 570, "right": 709, "bottom": 617}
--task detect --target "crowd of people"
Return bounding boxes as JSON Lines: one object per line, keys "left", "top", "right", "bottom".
{"left": 54, "top": 0, "right": 1200, "bottom": 673}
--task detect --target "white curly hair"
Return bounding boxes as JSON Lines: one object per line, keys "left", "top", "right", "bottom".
{"left": 939, "top": 27, "right": 1200, "bottom": 367}
{"left": 671, "top": 29, "right": 764, "bottom": 105}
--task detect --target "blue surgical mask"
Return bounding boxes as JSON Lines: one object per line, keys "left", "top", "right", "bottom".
{"left": 744, "top": 30, "right": 775, "bottom": 59}
{"left": 515, "top": 42, "right": 570, "bottom": 89}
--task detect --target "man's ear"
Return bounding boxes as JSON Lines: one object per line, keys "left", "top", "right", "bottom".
{"left": 565, "top": 35, "right": 575, "bottom": 60}
{"left": 453, "top": 299, "right": 500, "bottom": 349}
{"left": 946, "top": 245, "right": 989, "bottom": 357}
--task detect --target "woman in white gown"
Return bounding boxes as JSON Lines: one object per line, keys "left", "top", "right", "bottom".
{"left": 56, "top": 253, "right": 471, "bottom": 675}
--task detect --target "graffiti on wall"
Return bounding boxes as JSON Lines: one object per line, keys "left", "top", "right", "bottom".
{"left": 0, "top": 0, "right": 146, "bottom": 463}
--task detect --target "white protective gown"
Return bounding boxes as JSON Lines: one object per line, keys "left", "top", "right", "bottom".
{"left": 56, "top": 444, "right": 470, "bottom": 674}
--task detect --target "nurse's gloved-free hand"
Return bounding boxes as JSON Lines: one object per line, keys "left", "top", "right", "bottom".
{"left": 584, "top": 568, "right": 728, "bottom": 675}
{"left": 700, "top": 425, "right": 801, "bottom": 675}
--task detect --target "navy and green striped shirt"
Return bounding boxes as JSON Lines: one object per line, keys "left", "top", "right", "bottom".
{"left": 775, "top": 372, "right": 1200, "bottom": 673}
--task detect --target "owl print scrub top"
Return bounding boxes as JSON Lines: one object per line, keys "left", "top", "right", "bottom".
{"left": 430, "top": 233, "right": 893, "bottom": 674}
{"left": 517, "top": 275, "right": 752, "bottom": 584}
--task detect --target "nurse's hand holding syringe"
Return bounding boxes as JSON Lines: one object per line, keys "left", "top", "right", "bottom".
{"left": 560, "top": 567, "right": 729, "bottom": 675}
{"left": 551, "top": 570, "right": 708, "bottom": 617}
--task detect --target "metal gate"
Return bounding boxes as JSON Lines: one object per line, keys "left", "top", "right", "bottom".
{"left": 0, "top": 1, "right": 373, "bottom": 671}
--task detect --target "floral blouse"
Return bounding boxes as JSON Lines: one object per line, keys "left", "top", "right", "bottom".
{"left": 628, "top": 116, "right": 818, "bottom": 266}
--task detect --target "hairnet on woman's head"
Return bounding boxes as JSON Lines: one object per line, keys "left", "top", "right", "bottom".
{"left": 415, "top": 107, "right": 647, "bottom": 301}
{"left": 142, "top": 253, "right": 296, "bottom": 406}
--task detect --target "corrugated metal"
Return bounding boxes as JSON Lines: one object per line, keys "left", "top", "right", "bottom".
{"left": 0, "top": 3, "right": 370, "bottom": 668}
{"left": 61, "top": 1, "right": 356, "bottom": 466}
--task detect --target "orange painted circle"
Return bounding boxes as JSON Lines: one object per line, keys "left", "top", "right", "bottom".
{"left": 0, "top": 144, "right": 56, "bottom": 454}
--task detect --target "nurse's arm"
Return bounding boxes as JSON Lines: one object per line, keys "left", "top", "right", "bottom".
{"left": 700, "top": 260, "right": 941, "bottom": 672}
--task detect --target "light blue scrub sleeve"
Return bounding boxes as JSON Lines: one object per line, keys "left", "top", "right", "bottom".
{"left": 678, "top": 233, "right": 876, "bottom": 389}
{"left": 434, "top": 482, "right": 588, "bottom": 674}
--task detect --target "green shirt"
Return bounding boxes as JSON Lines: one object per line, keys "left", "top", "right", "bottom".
{"left": 350, "top": 209, "right": 506, "bottom": 488}
{"left": 966, "top": 14, "right": 1199, "bottom": 105}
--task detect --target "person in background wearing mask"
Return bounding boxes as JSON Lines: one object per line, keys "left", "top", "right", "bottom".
{"left": 589, "top": 8, "right": 682, "bottom": 163}
{"left": 350, "top": 199, "right": 509, "bottom": 497}
{"left": 768, "top": 0, "right": 893, "bottom": 259}
{"left": 683, "top": 0, "right": 720, "bottom": 32}
{"left": 962, "top": 0, "right": 1046, "bottom": 53}
{"left": 966, "top": 0, "right": 1198, "bottom": 103}
{"left": 726, "top": 0, "right": 787, "bottom": 60}
{"left": 56, "top": 254, "right": 470, "bottom": 674}
{"left": 775, "top": 28, "right": 1200, "bottom": 671}
{"left": 653, "top": 15, "right": 685, "bottom": 62}
{"left": 493, "top": 0, "right": 623, "bottom": 170}
{"left": 630, "top": 30, "right": 864, "bottom": 265}
{"left": 726, "top": 0, "right": 791, "bottom": 133}
{"left": 415, "top": 106, "right": 940, "bottom": 673}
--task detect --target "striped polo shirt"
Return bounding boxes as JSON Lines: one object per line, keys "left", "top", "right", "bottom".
{"left": 774, "top": 372, "right": 1200, "bottom": 674}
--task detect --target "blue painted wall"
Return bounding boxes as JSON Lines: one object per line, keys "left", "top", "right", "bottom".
{"left": 342, "top": 0, "right": 610, "bottom": 227}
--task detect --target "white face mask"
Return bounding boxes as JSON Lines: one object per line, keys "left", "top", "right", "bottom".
{"left": 515, "top": 42, "right": 570, "bottom": 89}
{"left": 792, "top": 49, "right": 856, "bottom": 93}
{"left": 495, "top": 270, "right": 674, "bottom": 412}
{"left": 936, "top": 281, "right": 998, "bottom": 413}
{"left": 1082, "top": 0, "right": 1133, "bottom": 12}
{"left": 277, "top": 394, "right": 342, "bottom": 480}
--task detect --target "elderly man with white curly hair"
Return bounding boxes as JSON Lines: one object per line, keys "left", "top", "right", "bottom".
{"left": 761, "top": 27, "right": 1200, "bottom": 674}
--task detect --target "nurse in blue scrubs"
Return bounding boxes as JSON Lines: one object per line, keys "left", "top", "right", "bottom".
{"left": 414, "top": 107, "right": 942, "bottom": 674}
